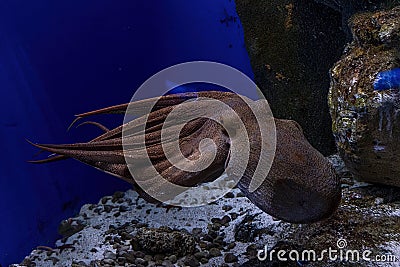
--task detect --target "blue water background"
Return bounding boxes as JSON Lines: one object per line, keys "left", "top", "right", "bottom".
{"left": 0, "top": 0, "right": 253, "bottom": 264}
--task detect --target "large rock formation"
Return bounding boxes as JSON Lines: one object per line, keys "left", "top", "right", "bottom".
{"left": 328, "top": 6, "right": 400, "bottom": 187}
{"left": 235, "top": 0, "right": 399, "bottom": 156}
{"left": 236, "top": 0, "right": 346, "bottom": 155}
{"left": 314, "top": 0, "right": 399, "bottom": 36}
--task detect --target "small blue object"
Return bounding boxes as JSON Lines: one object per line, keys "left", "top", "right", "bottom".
{"left": 373, "top": 67, "right": 400, "bottom": 91}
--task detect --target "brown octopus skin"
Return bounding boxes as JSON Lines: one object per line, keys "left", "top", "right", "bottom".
{"left": 29, "top": 91, "right": 341, "bottom": 223}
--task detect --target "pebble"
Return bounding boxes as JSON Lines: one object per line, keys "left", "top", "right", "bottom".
{"left": 220, "top": 215, "right": 231, "bottom": 225}
{"left": 245, "top": 244, "right": 258, "bottom": 259}
{"left": 222, "top": 205, "right": 233, "bottom": 211}
{"left": 236, "top": 192, "right": 245, "bottom": 197}
{"left": 227, "top": 242, "right": 236, "bottom": 250}
{"left": 162, "top": 260, "right": 174, "bottom": 267}
{"left": 184, "top": 255, "right": 200, "bottom": 267}
{"left": 103, "top": 205, "right": 113, "bottom": 213}
{"left": 144, "top": 254, "right": 153, "bottom": 262}
{"left": 117, "top": 257, "right": 126, "bottom": 265}
{"left": 192, "top": 228, "right": 202, "bottom": 235}
{"left": 103, "top": 251, "right": 117, "bottom": 260}
{"left": 200, "top": 257, "right": 209, "bottom": 264}
{"left": 14, "top": 188, "right": 281, "bottom": 267}
{"left": 121, "top": 252, "right": 135, "bottom": 263}
{"left": 134, "top": 251, "right": 146, "bottom": 258}
{"left": 119, "top": 205, "right": 129, "bottom": 212}
{"left": 101, "top": 197, "right": 109, "bottom": 204}
{"left": 224, "top": 192, "right": 235, "bottom": 198}
{"left": 375, "top": 197, "right": 384, "bottom": 205}
{"left": 168, "top": 254, "right": 177, "bottom": 263}
{"left": 194, "top": 251, "right": 206, "bottom": 260}
{"left": 113, "top": 191, "right": 125, "bottom": 200}
{"left": 154, "top": 254, "right": 164, "bottom": 262}
{"left": 209, "top": 247, "right": 222, "bottom": 257}
{"left": 224, "top": 253, "right": 238, "bottom": 263}
{"left": 135, "top": 258, "right": 147, "bottom": 265}
{"left": 102, "top": 259, "right": 114, "bottom": 265}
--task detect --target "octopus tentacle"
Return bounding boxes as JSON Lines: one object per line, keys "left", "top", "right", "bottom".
{"left": 28, "top": 154, "right": 66, "bottom": 164}
{"left": 28, "top": 91, "right": 343, "bottom": 223}
{"left": 74, "top": 92, "right": 201, "bottom": 118}
{"left": 27, "top": 140, "right": 126, "bottom": 164}
{"left": 67, "top": 117, "right": 83, "bottom": 132}
{"left": 76, "top": 121, "right": 110, "bottom": 133}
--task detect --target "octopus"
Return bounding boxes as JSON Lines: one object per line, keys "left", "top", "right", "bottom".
{"left": 29, "top": 91, "right": 341, "bottom": 224}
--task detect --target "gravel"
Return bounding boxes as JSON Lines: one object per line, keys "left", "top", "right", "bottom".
{"left": 11, "top": 173, "right": 282, "bottom": 267}
{"left": 11, "top": 156, "right": 400, "bottom": 267}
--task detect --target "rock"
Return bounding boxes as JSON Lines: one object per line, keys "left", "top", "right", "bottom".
{"left": 12, "top": 180, "right": 400, "bottom": 267}
{"left": 328, "top": 6, "right": 400, "bottom": 187}
{"left": 227, "top": 242, "right": 236, "bottom": 250}
{"left": 168, "top": 254, "right": 177, "bottom": 264}
{"left": 71, "top": 261, "right": 87, "bottom": 267}
{"left": 236, "top": 0, "right": 346, "bottom": 155}
{"left": 58, "top": 219, "right": 85, "bottom": 238}
{"left": 224, "top": 192, "right": 235, "bottom": 198}
{"left": 375, "top": 197, "right": 384, "bottom": 205}
{"left": 314, "top": 1, "right": 396, "bottom": 36}
{"left": 208, "top": 247, "right": 222, "bottom": 257}
{"left": 131, "top": 227, "right": 195, "bottom": 256}
{"left": 134, "top": 251, "right": 146, "bottom": 259}
{"left": 224, "top": 253, "right": 238, "bottom": 263}
{"left": 154, "top": 253, "right": 164, "bottom": 264}
{"left": 191, "top": 228, "right": 202, "bottom": 235}
{"left": 102, "top": 259, "right": 114, "bottom": 265}
{"left": 222, "top": 205, "right": 232, "bottom": 212}
{"left": 162, "top": 260, "right": 174, "bottom": 267}
{"left": 200, "top": 257, "right": 209, "bottom": 264}
{"left": 103, "top": 250, "right": 116, "bottom": 260}
{"left": 193, "top": 251, "right": 206, "bottom": 260}
{"left": 281, "top": 183, "right": 400, "bottom": 267}
{"left": 245, "top": 244, "right": 258, "bottom": 260}
{"left": 120, "top": 252, "right": 135, "bottom": 264}
{"left": 183, "top": 255, "right": 200, "bottom": 267}
{"left": 234, "top": 214, "right": 259, "bottom": 242}
{"left": 220, "top": 215, "right": 231, "bottom": 225}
